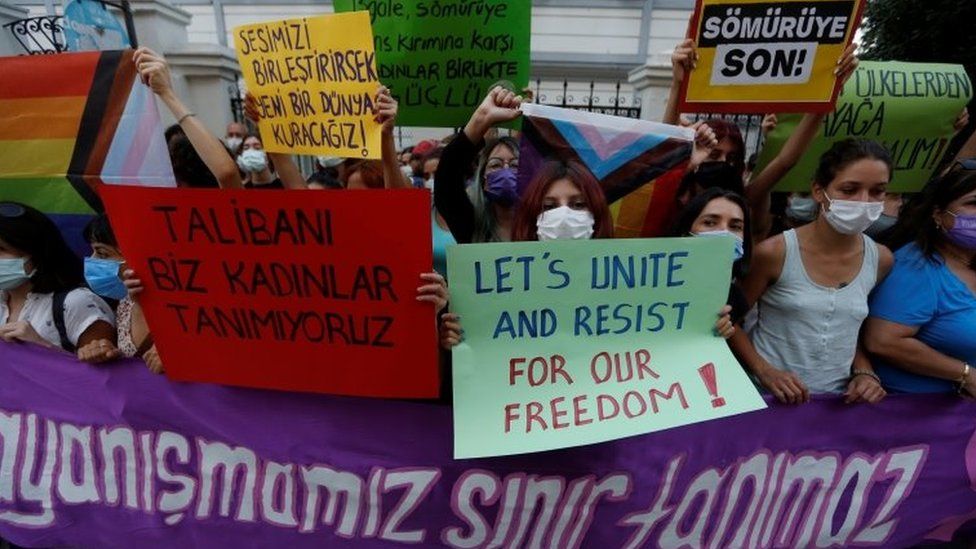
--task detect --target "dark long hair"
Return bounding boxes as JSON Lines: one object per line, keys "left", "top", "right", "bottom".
{"left": 83, "top": 214, "right": 118, "bottom": 247}
{"left": 669, "top": 187, "right": 753, "bottom": 279}
{"left": 813, "top": 138, "right": 892, "bottom": 190}
{"left": 512, "top": 161, "right": 614, "bottom": 242}
{"left": 890, "top": 165, "right": 976, "bottom": 269}
{"left": 0, "top": 202, "right": 83, "bottom": 293}
{"left": 169, "top": 133, "right": 220, "bottom": 188}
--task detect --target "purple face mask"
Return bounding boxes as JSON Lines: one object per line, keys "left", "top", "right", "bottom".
{"left": 484, "top": 168, "right": 519, "bottom": 206}
{"left": 946, "top": 211, "right": 976, "bottom": 250}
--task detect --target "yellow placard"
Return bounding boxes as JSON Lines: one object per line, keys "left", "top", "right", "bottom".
{"left": 234, "top": 12, "right": 382, "bottom": 158}
{"left": 682, "top": 0, "right": 864, "bottom": 112}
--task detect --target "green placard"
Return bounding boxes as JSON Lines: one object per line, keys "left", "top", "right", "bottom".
{"left": 334, "top": 0, "right": 530, "bottom": 128}
{"left": 447, "top": 237, "right": 767, "bottom": 459}
{"left": 755, "top": 61, "right": 972, "bottom": 193}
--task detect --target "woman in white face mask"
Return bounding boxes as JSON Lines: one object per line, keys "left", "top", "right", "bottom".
{"left": 440, "top": 162, "right": 737, "bottom": 348}
{"left": 440, "top": 162, "right": 611, "bottom": 349}
{"left": 509, "top": 161, "right": 614, "bottom": 242}
{"left": 729, "top": 139, "right": 895, "bottom": 405}
{"left": 235, "top": 135, "right": 284, "bottom": 190}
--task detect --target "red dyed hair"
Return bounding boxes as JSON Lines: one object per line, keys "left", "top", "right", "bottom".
{"left": 343, "top": 160, "right": 385, "bottom": 189}
{"left": 512, "top": 161, "right": 614, "bottom": 241}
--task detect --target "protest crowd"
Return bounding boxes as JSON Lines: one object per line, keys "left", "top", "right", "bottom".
{"left": 0, "top": 1, "right": 975, "bottom": 548}
{"left": 5, "top": 43, "right": 972, "bottom": 404}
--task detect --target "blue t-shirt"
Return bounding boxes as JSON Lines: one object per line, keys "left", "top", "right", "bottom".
{"left": 868, "top": 242, "right": 976, "bottom": 393}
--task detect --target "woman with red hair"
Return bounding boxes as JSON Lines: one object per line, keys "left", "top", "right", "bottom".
{"left": 511, "top": 160, "right": 614, "bottom": 242}
{"left": 439, "top": 160, "right": 736, "bottom": 349}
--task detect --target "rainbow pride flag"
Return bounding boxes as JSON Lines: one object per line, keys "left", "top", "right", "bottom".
{"left": 0, "top": 50, "right": 174, "bottom": 252}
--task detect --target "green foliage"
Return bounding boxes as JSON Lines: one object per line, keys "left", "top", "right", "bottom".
{"left": 860, "top": 0, "right": 976, "bottom": 74}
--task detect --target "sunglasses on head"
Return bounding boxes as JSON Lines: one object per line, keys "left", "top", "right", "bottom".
{"left": 0, "top": 203, "right": 26, "bottom": 218}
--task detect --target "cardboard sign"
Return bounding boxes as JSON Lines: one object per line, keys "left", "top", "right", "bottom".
{"left": 447, "top": 237, "right": 766, "bottom": 458}
{"left": 233, "top": 12, "right": 383, "bottom": 158}
{"left": 680, "top": 0, "right": 866, "bottom": 113}
{"left": 333, "top": 0, "right": 530, "bottom": 128}
{"left": 99, "top": 186, "right": 438, "bottom": 398}
{"left": 755, "top": 61, "right": 973, "bottom": 192}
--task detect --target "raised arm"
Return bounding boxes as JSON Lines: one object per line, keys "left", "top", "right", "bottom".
{"left": 376, "top": 85, "right": 410, "bottom": 189}
{"left": 663, "top": 39, "right": 696, "bottom": 126}
{"left": 242, "top": 93, "right": 307, "bottom": 190}
{"left": 134, "top": 48, "right": 242, "bottom": 189}
{"left": 746, "top": 43, "right": 859, "bottom": 237}
{"left": 434, "top": 87, "right": 521, "bottom": 243}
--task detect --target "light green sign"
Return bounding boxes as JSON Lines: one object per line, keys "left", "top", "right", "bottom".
{"left": 756, "top": 61, "right": 972, "bottom": 193}
{"left": 334, "top": 0, "right": 530, "bottom": 128}
{"left": 447, "top": 237, "right": 766, "bottom": 459}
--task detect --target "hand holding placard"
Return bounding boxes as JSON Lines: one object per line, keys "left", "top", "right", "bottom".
{"left": 447, "top": 238, "right": 766, "bottom": 458}
{"left": 100, "top": 186, "right": 438, "bottom": 398}
{"left": 234, "top": 13, "right": 383, "bottom": 158}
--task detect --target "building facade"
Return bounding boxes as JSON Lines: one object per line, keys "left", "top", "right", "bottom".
{"left": 2, "top": 0, "right": 696, "bottom": 145}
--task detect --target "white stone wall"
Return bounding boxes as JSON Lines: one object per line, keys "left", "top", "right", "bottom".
{"left": 5, "top": 0, "right": 695, "bottom": 143}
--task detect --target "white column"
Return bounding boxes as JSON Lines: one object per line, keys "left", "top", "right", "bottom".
{"left": 127, "top": 0, "right": 240, "bottom": 136}
{"left": 165, "top": 44, "right": 240, "bottom": 136}
{"left": 628, "top": 59, "right": 673, "bottom": 123}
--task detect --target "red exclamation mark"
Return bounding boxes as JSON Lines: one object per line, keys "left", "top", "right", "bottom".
{"left": 698, "top": 362, "right": 725, "bottom": 408}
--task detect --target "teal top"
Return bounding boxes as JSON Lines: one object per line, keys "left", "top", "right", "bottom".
{"left": 432, "top": 213, "right": 456, "bottom": 279}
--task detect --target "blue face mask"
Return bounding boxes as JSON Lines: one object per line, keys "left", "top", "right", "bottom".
{"left": 84, "top": 257, "right": 126, "bottom": 300}
{"left": 693, "top": 230, "right": 745, "bottom": 262}
{"left": 0, "top": 257, "right": 31, "bottom": 291}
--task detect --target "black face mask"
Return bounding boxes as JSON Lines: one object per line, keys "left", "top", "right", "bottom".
{"left": 683, "top": 161, "right": 743, "bottom": 194}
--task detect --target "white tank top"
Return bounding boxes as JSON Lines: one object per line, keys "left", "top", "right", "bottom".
{"left": 750, "top": 229, "right": 879, "bottom": 394}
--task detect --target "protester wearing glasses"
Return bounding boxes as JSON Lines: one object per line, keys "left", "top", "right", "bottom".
{"left": 729, "top": 139, "right": 894, "bottom": 404}
{"left": 0, "top": 202, "right": 116, "bottom": 358}
{"left": 865, "top": 162, "right": 976, "bottom": 394}
{"left": 434, "top": 86, "right": 523, "bottom": 243}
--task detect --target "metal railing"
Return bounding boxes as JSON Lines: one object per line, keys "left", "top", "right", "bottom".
{"left": 2, "top": 0, "right": 137, "bottom": 55}
{"left": 689, "top": 112, "right": 767, "bottom": 160}
{"left": 3, "top": 15, "right": 65, "bottom": 54}
{"left": 534, "top": 80, "right": 643, "bottom": 119}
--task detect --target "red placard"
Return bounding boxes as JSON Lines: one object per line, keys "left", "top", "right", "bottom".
{"left": 100, "top": 186, "right": 438, "bottom": 398}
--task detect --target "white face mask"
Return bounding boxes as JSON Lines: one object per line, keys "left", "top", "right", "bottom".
{"left": 424, "top": 177, "right": 435, "bottom": 191}
{"left": 693, "top": 229, "right": 745, "bottom": 261}
{"left": 317, "top": 156, "right": 342, "bottom": 169}
{"left": 536, "top": 206, "right": 595, "bottom": 241}
{"left": 822, "top": 195, "right": 884, "bottom": 235}
{"left": 237, "top": 149, "right": 268, "bottom": 173}
{"left": 0, "top": 257, "right": 33, "bottom": 291}
{"left": 224, "top": 137, "right": 243, "bottom": 151}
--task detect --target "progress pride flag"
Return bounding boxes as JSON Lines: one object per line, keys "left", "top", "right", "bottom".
{"left": 1, "top": 342, "right": 976, "bottom": 548}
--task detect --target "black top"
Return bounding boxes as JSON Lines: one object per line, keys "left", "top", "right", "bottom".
{"left": 245, "top": 177, "right": 285, "bottom": 190}
{"left": 433, "top": 132, "right": 482, "bottom": 244}
{"left": 727, "top": 282, "right": 749, "bottom": 325}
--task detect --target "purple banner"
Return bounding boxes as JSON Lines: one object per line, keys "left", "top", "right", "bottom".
{"left": 1, "top": 341, "right": 976, "bottom": 548}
